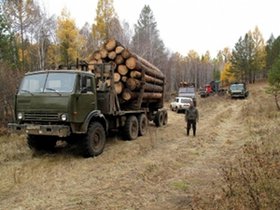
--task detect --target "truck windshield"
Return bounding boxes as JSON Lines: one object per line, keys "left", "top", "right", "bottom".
{"left": 19, "top": 72, "right": 76, "bottom": 94}
{"left": 179, "top": 87, "right": 195, "bottom": 93}
{"left": 230, "top": 84, "right": 244, "bottom": 91}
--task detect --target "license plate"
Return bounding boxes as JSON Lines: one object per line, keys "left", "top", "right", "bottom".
{"left": 27, "top": 125, "right": 40, "bottom": 130}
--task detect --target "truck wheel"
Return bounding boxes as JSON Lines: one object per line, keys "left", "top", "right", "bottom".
{"left": 162, "top": 111, "right": 168, "bottom": 125}
{"left": 27, "top": 135, "right": 57, "bottom": 152}
{"left": 138, "top": 114, "right": 148, "bottom": 136}
{"left": 154, "top": 111, "right": 163, "bottom": 127}
{"left": 124, "top": 115, "right": 139, "bottom": 140}
{"left": 83, "top": 122, "right": 106, "bottom": 158}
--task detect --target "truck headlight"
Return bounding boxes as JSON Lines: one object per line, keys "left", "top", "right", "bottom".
{"left": 61, "top": 114, "right": 67, "bottom": 121}
{"left": 17, "top": 112, "right": 23, "bottom": 120}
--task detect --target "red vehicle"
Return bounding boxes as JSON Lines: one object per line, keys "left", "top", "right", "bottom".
{"left": 205, "top": 84, "right": 213, "bottom": 94}
{"left": 199, "top": 84, "right": 212, "bottom": 97}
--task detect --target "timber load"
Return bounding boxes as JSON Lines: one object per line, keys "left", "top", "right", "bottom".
{"left": 89, "top": 39, "right": 165, "bottom": 110}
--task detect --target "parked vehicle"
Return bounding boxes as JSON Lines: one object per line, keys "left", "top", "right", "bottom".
{"left": 178, "top": 83, "right": 196, "bottom": 106}
{"left": 199, "top": 84, "right": 213, "bottom": 98}
{"left": 228, "top": 82, "right": 249, "bottom": 99}
{"left": 8, "top": 63, "right": 167, "bottom": 157}
{"left": 170, "top": 97, "right": 193, "bottom": 113}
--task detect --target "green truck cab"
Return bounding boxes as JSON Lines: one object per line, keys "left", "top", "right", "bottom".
{"left": 228, "top": 82, "right": 249, "bottom": 99}
{"left": 8, "top": 63, "right": 167, "bottom": 157}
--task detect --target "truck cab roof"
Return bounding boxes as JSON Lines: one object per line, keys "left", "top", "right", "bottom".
{"left": 25, "top": 70, "right": 94, "bottom": 77}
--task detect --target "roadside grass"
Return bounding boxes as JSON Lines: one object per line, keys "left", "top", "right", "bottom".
{"left": 191, "top": 83, "right": 280, "bottom": 209}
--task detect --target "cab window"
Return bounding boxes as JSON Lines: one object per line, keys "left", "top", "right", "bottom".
{"left": 81, "top": 76, "right": 93, "bottom": 93}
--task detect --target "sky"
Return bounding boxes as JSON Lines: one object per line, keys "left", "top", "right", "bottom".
{"left": 41, "top": 0, "right": 280, "bottom": 56}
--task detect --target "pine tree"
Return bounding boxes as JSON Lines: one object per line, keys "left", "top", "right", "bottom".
{"left": 231, "top": 27, "right": 266, "bottom": 83}
{"left": 267, "top": 56, "right": 280, "bottom": 110}
{"left": 131, "top": 5, "right": 166, "bottom": 68}
{"left": 0, "top": 11, "right": 16, "bottom": 66}
{"left": 266, "top": 35, "right": 280, "bottom": 71}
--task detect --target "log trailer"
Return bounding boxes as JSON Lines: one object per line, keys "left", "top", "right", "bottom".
{"left": 8, "top": 62, "right": 167, "bottom": 157}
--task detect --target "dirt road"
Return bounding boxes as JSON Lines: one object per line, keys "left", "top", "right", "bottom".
{"left": 0, "top": 91, "right": 252, "bottom": 209}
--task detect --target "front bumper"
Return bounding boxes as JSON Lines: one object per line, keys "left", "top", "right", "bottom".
{"left": 8, "top": 123, "right": 70, "bottom": 137}
{"left": 231, "top": 93, "right": 245, "bottom": 98}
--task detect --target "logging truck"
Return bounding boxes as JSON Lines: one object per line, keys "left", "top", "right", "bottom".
{"left": 8, "top": 61, "right": 167, "bottom": 157}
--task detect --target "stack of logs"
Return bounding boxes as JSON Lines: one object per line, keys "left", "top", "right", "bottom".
{"left": 179, "top": 81, "right": 195, "bottom": 87}
{"left": 89, "top": 39, "right": 165, "bottom": 105}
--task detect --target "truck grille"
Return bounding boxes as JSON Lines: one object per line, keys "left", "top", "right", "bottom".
{"left": 24, "top": 112, "right": 59, "bottom": 121}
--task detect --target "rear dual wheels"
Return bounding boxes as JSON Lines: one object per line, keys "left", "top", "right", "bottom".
{"left": 123, "top": 114, "right": 149, "bottom": 140}
{"left": 123, "top": 115, "right": 139, "bottom": 140}
{"left": 154, "top": 110, "right": 168, "bottom": 127}
{"left": 138, "top": 114, "right": 148, "bottom": 136}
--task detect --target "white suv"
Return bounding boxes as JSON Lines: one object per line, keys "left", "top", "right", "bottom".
{"left": 170, "top": 97, "right": 193, "bottom": 113}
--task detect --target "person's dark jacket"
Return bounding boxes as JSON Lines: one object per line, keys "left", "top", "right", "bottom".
{"left": 185, "top": 106, "right": 199, "bottom": 122}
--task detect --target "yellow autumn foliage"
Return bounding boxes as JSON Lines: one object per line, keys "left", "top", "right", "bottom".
{"left": 221, "top": 62, "right": 236, "bottom": 86}
{"left": 56, "top": 8, "right": 80, "bottom": 65}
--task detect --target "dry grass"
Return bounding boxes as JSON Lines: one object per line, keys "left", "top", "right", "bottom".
{"left": 0, "top": 82, "right": 279, "bottom": 210}
{"left": 191, "top": 82, "right": 280, "bottom": 210}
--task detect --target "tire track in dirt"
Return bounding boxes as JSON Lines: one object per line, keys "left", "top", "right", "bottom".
{"left": 145, "top": 97, "right": 250, "bottom": 209}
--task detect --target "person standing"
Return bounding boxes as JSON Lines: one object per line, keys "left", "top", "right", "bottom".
{"left": 185, "top": 103, "right": 199, "bottom": 136}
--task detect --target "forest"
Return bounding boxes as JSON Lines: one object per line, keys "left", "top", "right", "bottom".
{"left": 0, "top": 0, "right": 280, "bottom": 130}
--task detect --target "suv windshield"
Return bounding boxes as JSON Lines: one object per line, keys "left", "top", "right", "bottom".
{"left": 181, "top": 98, "right": 192, "bottom": 104}
{"left": 19, "top": 72, "right": 76, "bottom": 94}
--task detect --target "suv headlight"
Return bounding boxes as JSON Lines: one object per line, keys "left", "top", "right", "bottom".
{"left": 17, "top": 112, "right": 23, "bottom": 120}
{"left": 60, "top": 114, "right": 67, "bottom": 121}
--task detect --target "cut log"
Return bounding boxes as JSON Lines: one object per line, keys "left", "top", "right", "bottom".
{"left": 93, "top": 51, "right": 101, "bottom": 60}
{"left": 121, "top": 48, "right": 131, "bottom": 59}
{"left": 142, "top": 92, "right": 163, "bottom": 99}
{"left": 122, "top": 89, "right": 163, "bottom": 101}
{"left": 136, "top": 60, "right": 164, "bottom": 79}
{"left": 115, "top": 55, "right": 124, "bottom": 65}
{"left": 130, "top": 70, "right": 164, "bottom": 85}
{"left": 105, "top": 39, "right": 117, "bottom": 51}
{"left": 96, "top": 59, "right": 103, "bottom": 64}
{"left": 125, "top": 55, "right": 164, "bottom": 79}
{"left": 126, "top": 78, "right": 141, "bottom": 91}
{"left": 114, "top": 82, "right": 124, "bottom": 94}
{"left": 108, "top": 51, "right": 116, "bottom": 60}
{"left": 122, "top": 88, "right": 135, "bottom": 101}
{"left": 100, "top": 48, "right": 108, "bottom": 58}
{"left": 144, "top": 83, "right": 163, "bottom": 92}
{"left": 115, "top": 46, "right": 124, "bottom": 54}
{"left": 117, "top": 64, "right": 128, "bottom": 75}
{"left": 121, "top": 76, "right": 128, "bottom": 82}
{"left": 132, "top": 52, "right": 161, "bottom": 73}
{"left": 126, "top": 56, "right": 137, "bottom": 69}
{"left": 114, "top": 72, "right": 121, "bottom": 82}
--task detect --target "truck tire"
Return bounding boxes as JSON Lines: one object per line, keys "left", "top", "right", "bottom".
{"left": 123, "top": 115, "right": 139, "bottom": 140}
{"left": 83, "top": 122, "right": 106, "bottom": 158}
{"left": 138, "top": 114, "right": 148, "bottom": 136}
{"left": 27, "top": 135, "right": 57, "bottom": 152}
{"left": 162, "top": 111, "right": 168, "bottom": 125}
{"left": 154, "top": 111, "right": 163, "bottom": 127}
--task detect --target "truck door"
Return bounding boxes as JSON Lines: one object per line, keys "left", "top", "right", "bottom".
{"left": 74, "top": 75, "right": 97, "bottom": 122}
